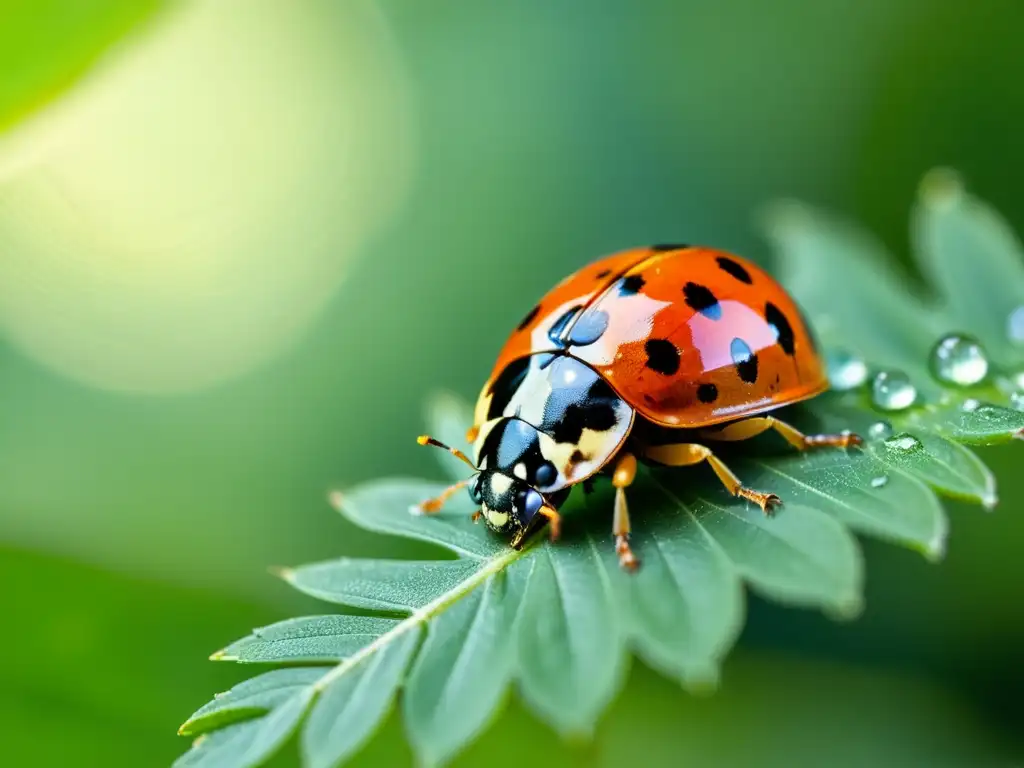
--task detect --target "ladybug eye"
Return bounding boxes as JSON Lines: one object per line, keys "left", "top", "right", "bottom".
{"left": 469, "top": 476, "right": 483, "bottom": 503}
{"left": 534, "top": 461, "right": 557, "bottom": 488}
{"left": 518, "top": 488, "right": 544, "bottom": 522}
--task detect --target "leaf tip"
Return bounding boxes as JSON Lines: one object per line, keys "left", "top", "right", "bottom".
{"left": 209, "top": 649, "right": 237, "bottom": 662}
{"left": 268, "top": 564, "right": 295, "bottom": 580}
{"left": 328, "top": 490, "right": 344, "bottom": 510}
{"left": 827, "top": 595, "right": 865, "bottom": 622}
{"left": 756, "top": 198, "right": 813, "bottom": 242}
{"left": 919, "top": 167, "right": 965, "bottom": 211}
{"left": 177, "top": 722, "right": 192, "bottom": 737}
{"left": 682, "top": 668, "right": 721, "bottom": 696}
{"left": 922, "top": 534, "right": 947, "bottom": 563}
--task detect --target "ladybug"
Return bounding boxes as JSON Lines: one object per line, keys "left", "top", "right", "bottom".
{"left": 416, "top": 245, "right": 861, "bottom": 571}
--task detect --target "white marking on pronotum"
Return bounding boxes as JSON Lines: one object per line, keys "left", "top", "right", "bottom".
{"left": 513, "top": 462, "right": 528, "bottom": 480}
{"left": 490, "top": 474, "right": 513, "bottom": 495}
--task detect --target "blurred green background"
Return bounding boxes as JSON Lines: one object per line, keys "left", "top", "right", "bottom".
{"left": 2, "top": 1, "right": 1022, "bottom": 765}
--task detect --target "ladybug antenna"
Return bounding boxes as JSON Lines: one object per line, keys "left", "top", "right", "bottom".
{"left": 417, "top": 434, "right": 477, "bottom": 470}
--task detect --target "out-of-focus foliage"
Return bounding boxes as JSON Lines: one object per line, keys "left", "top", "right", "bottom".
{"left": 2, "top": 0, "right": 1024, "bottom": 766}
{"left": 0, "top": 0, "right": 164, "bottom": 130}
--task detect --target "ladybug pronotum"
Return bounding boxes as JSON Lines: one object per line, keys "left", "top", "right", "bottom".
{"left": 416, "top": 245, "right": 861, "bottom": 571}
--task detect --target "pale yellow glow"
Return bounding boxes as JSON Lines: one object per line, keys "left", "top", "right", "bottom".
{"left": 0, "top": 0, "right": 413, "bottom": 393}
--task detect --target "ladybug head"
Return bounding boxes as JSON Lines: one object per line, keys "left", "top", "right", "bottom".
{"left": 468, "top": 469, "right": 547, "bottom": 540}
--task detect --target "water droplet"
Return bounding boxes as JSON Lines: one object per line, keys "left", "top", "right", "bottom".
{"left": 929, "top": 333, "right": 989, "bottom": 386}
{"left": 1009, "top": 305, "right": 1024, "bottom": 344}
{"left": 871, "top": 370, "right": 918, "bottom": 411}
{"left": 1013, "top": 371, "right": 1024, "bottom": 390}
{"left": 1010, "top": 391, "right": 1024, "bottom": 411}
{"left": 870, "top": 475, "right": 889, "bottom": 489}
{"left": 826, "top": 349, "right": 868, "bottom": 391}
{"left": 867, "top": 421, "right": 893, "bottom": 440}
{"left": 884, "top": 433, "right": 923, "bottom": 453}
{"left": 961, "top": 398, "right": 980, "bottom": 412}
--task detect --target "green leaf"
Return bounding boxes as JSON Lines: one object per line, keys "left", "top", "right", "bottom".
{"left": 515, "top": 542, "right": 625, "bottom": 736}
{"left": 179, "top": 169, "right": 1024, "bottom": 767}
{"left": 180, "top": 669, "right": 323, "bottom": 737}
{"left": 301, "top": 628, "right": 421, "bottom": 768}
{"left": 0, "top": 0, "right": 166, "bottom": 131}
{"left": 597, "top": 480, "right": 743, "bottom": 688}
{"left": 283, "top": 557, "right": 483, "bottom": 612}
{"left": 175, "top": 687, "right": 314, "bottom": 768}
{"left": 403, "top": 575, "right": 519, "bottom": 766}
{"left": 215, "top": 616, "right": 400, "bottom": 665}
{"left": 733, "top": 450, "right": 946, "bottom": 559}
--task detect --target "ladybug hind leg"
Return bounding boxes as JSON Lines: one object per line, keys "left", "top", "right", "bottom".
{"left": 699, "top": 416, "right": 862, "bottom": 450}
{"left": 641, "top": 442, "right": 781, "bottom": 514}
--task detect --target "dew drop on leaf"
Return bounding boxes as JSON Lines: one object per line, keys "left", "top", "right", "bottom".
{"left": 826, "top": 349, "right": 868, "bottom": 391}
{"left": 867, "top": 421, "right": 894, "bottom": 441}
{"left": 871, "top": 371, "right": 917, "bottom": 411}
{"left": 962, "top": 398, "right": 981, "bottom": 412}
{"left": 1011, "top": 391, "right": 1024, "bottom": 411}
{"left": 883, "top": 433, "right": 923, "bottom": 453}
{"left": 1009, "top": 305, "right": 1024, "bottom": 344}
{"left": 929, "top": 334, "right": 990, "bottom": 386}
{"left": 870, "top": 475, "right": 889, "bottom": 489}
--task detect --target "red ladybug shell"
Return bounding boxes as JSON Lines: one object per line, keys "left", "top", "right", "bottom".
{"left": 478, "top": 245, "right": 827, "bottom": 429}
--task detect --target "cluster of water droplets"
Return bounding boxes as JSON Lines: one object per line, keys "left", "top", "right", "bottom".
{"left": 825, "top": 329, "right": 1023, "bottom": 435}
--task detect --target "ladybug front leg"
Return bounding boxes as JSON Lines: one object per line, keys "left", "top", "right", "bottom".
{"left": 641, "top": 442, "right": 782, "bottom": 514}
{"left": 611, "top": 453, "right": 640, "bottom": 572}
{"left": 700, "top": 416, "right": 862, "bottom": 451}
{"left": 412, "top": 478, "right": 472, "bottom": 515}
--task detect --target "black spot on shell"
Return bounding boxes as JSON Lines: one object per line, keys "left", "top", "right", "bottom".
{"left": 644, "top": 339, "right": 680, "bottom": 376}
{"left": 683, "top": 282, "right": 722, "bottom": 320}
{"left": 550, "top": 402, "right": 617, "bottom": 445}
{"left": 548, "top": 305, "right": 583, "bottom": 345}
{"left": 731, "top": 338, "right": 759, "bottom": 383}
{"left": 517, "top": 304, "right": 540, "bottom": 331}
{"left": 716, "top": 256, "right": 752, "bottom": 285}
{"left": 697, "top": 383, "right": 718, "bottom": 403}
{"left": 586, "top": 375, "right": 617, "bottom": 402}
{"left": 595, "top": 269, "right": 612, "bottom": 279}
{"left": 487, "top": 357, "right": 530, "bottom": 420}
{"left": 567, "top": 309, "right": 609, "bottom": 346}
{"left": 765, "top": 302, "right": 795, "bottom": 355}
{"left": 619, "top": 274, "right": 645, "bottom": 295}
{"left": 651, "top": 243, "right": 690, "bottom": 251}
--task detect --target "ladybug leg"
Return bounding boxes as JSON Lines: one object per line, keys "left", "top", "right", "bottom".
{"left": 612, "top": 453, "right": 640, "bottom": 571}
{"left": 642, "top": 442, "right": 782, "bottom": 515}
{"left": 412, "top": 478, "right": 471, "bottom": 515}
{"left": 700, "top": 417, "right": 862, "bottom": 451}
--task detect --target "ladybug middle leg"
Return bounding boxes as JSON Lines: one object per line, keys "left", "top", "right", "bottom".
{"left": 700, "top": 416, "right": 862, "bottom": 450}
{"left": 611, "top": 452, "right": 641, "bottom": 571}
{"left": 641, "top": 442, "right": 781, "bottom": 514}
